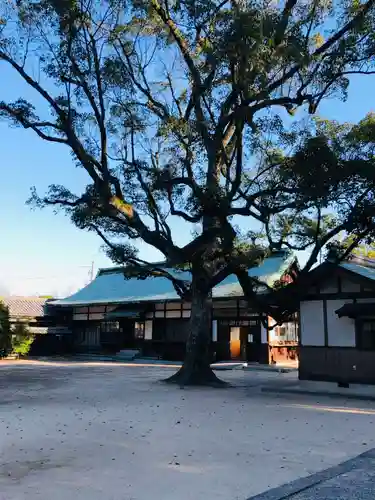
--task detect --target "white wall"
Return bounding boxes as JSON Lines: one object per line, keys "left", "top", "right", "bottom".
{"left": 212, "top": 320, "right": 217, "bottom": 342}
{"left": 268, "top": 323, "right": 276, "bottom": 343}
{"left": 326, "top": 300, "right": 356, "bottom": 347}
{"left": 261, "top": 322, "right": 268, "bottom": 344}
{"left": 300, "top": 301, "right": 325, "bottom": 346}
{"left": 165, "top": 310, "right": 181, "bottom": 318}
{"left": 144, "top": 320, "right": 153, "bottom": 340}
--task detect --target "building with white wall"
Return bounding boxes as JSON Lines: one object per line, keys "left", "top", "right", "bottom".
{"left": 51, "top": 251, "right": 299, "bottom": 363}
{"left": 298, "top": 255, "right": 375, "bottom": 384}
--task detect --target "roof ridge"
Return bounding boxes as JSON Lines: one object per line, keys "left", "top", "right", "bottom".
{"left": 97, "top": 250, "right": 294, "bottom": 276}
{"left": 98, "top": 261, "right": 170, "bottom": 276}
{"left": 1, "top": 296, "right": 49, "bottom": 301}
{"left": 54, "top": 250, "right": 295, "bottom": 306}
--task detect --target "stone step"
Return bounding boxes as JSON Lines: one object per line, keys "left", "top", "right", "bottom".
{"left": 116, "top": 349, "right": 141, "bottom": 360}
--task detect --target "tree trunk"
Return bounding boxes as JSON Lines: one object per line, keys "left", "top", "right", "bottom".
{"left": 166, "top": 277, "right": 226, "bottom": 387}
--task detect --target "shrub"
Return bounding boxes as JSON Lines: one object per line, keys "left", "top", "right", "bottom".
{"left": 11, "top": 323, "right": 35, "bottom": 358}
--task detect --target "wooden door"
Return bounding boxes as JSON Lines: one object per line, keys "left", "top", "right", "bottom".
{"left": 230, "top": 327, "right": 241, "bottom": 359}
{"left": 245, "top": 324, "right": 262, "bottom": 362}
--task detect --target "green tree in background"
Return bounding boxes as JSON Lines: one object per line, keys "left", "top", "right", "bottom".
{"left": 1, "top": 0, "right": 375, "bottom": 384}
{"left": 0, "top": 301, "right": 11, "bottom": 357}
{"left": 11, "top": 323, "right": 35, "bottom": 358}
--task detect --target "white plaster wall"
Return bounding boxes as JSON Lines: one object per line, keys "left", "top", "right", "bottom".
{"left": 88, "top": 313, "right": 104, "bottom": 321}
{"left": 166, "top": 302, "right": 182, "bottom": 310}
{"left": 261, "top": 322, "right": 268, "bottom": 344}
{"left": 341, "top": 278, "right": 361, "bottom": 293}
{"left": 74, "top": 307, "right": 89, "bottom": 314}
{"left": 300, "top": 301, "right": 325, "bottom": 346}
{"left": 326, "top": 300, "right": 355, "bottom": 347}
{"left": 144, "top": 320, "right": 153, "bottom": 340}
{"left": 73, "top": 313, "right": 88, "bottom": 321}
{"left": 267, "top": 321, "right": 276, "bottom": 343}
{"left": 165, "top": 310, "right": 181, "bottom": 318}
{"left": 212, "top": 320, "right": 217, "bottom": 342}
{"left": 89, "top": 306, "right": 106, "bottom": 313}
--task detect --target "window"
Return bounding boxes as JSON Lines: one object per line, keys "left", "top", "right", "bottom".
{"left": 101, "top": 321, "right": 120, "bottom": 333}
{"left": 277, "top": 326, "right": 286, "bottom": 337}
{"left": 357, "top": 320, "right": 375, "bottom": 350}
{"left": 219, "top": 319, "right": 259, "bottom": 327}
{"left": 134, "top": 322, "right": 145, "bottom": 340}
{"left": 274, "top": 321, "right": 298, "bottom": 342}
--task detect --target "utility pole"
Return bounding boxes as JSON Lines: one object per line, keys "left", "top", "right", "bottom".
{"left": 89, "top": 261, "right": 94, "bottom": 282}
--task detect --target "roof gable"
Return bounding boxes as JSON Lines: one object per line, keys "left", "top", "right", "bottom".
{"left": 290, "top": 257, "right": 375, "bottom": 298}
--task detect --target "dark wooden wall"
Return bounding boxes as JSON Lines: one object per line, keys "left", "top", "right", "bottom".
{"left": 299, "top": 346, "right": 375, "bottom": 384}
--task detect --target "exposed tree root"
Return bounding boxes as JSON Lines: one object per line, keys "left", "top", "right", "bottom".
{"left": 164, "top": 365, "right": 228, "bottom": 387}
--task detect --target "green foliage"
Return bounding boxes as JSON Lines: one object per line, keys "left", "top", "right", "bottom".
{"left": 11, "top": 323, "right": 35, "bottom": 358}
{"left": 0, "top": 301, "right": 11, "bottom": 357}
{"left": 353, "top": 246, "right": 375, "bottom": 259}
{"left": 0, "top": 310, "right": 35, "bottom": 358}
{"left": 334, "top": 234, "right": 375, "bottom": 259}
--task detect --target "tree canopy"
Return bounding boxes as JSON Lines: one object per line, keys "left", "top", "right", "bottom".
{"left": 1, "top": 0, "right": 375, "bottom": 383}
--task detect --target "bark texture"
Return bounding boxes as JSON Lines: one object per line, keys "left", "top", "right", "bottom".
{"left": 166, "top": 278, "right": 226, "bottom": 386}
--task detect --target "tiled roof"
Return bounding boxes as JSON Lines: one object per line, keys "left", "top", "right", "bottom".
{"left": 340, "top": 261, "right": 375, "bottom": 282}
{"left": 0, "top": 297, "right": 49, "bottom": 318}
{"left": 52, "top": 251, "right": 295, "bottom": 307}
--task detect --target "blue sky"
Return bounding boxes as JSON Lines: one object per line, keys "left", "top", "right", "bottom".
{"left": 0, "top": 67, "right": 373, "bottom": 297}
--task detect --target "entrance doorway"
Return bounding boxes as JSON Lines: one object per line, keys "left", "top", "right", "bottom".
{"left": 229, "top": 324, "right": 262, "bottom": 361}
{"left": 216, "top": 319, "right": 263, "bottom": 362}
{"left": 230, "top": 327, "right": 241, "bottom": 359}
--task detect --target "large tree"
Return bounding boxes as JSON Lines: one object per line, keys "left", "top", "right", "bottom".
{"left": 1, "top": 0, "right": 375, "bottom": 384}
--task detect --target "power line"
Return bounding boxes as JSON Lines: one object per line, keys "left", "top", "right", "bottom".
{"left": 1, "top": 265, "right": 94, "bottom": 281}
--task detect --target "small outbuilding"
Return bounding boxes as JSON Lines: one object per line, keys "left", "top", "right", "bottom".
{"left": 298, "top": 255, "right": 375, "bottom": 384}
{"left": 1, "top": 296, "right": 71, "bottom": 355}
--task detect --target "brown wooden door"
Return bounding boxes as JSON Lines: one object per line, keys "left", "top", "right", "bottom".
{"left": 230, "top": 327, "right": 241, "bottom": 359}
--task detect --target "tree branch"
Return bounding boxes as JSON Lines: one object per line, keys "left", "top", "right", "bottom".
{"left": 274, "top": 0, "right": 298, "bottom": 47}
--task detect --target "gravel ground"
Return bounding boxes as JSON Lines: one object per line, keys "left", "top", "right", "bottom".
{"left": 1, "top": 361, "right": 375, "bottom": 500}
